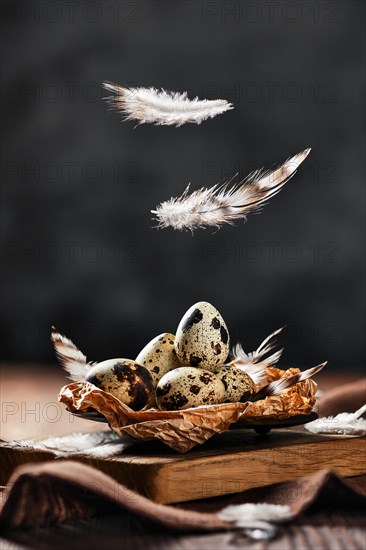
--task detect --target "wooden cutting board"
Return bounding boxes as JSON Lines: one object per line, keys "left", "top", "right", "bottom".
{"left": 1, "top": 428, "right": 365, "bottom": 504}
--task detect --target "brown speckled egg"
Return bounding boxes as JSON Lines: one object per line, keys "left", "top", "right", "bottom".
{"left": 135, "top": 332, "right": 181, "bottom": 386}
{"left": 214, "top": 365, "right": 255, "bottom": 403}
{"left": 156, "top": 367, "right": 226, "bottom": 411}
{"left": 175, "top": 301, "right": 230, "bottom": 371}
{"left": 85, "top": 359, "right": 154, "bottom": 410}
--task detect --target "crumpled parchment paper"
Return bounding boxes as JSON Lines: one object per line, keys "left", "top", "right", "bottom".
{"left": 59, "top": 368, "right": 317, "bottom": 453}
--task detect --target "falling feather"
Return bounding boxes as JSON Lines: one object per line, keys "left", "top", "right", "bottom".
{"left": 152, "top": 149, "right": 311, "bottom": 231}
{"left": 51, "top": 327, "right": 93, "bottom": 381}
{"left": 229, "top": 327, "right": 285, "bottom": 384}
{"left": 103, "top": 82, "right": 233, "bottom": 127}
{"left": 250, "top": 362, "right": 327, "bottom": 402}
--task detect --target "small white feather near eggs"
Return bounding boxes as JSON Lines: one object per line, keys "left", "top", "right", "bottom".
{"left": 156, "top": 366, "right": 226, "bottom": 411}
{"left": 135, "top": 332, "right": 181, "bottom": 386}
{"left": 175, "top": 301, "right": 230, "bottom": 371}
{"left": 214, "top": 365, "right": 255, "bottom": 403}
{"left": 85, "top": 359, "right": 154, "bottom": 410}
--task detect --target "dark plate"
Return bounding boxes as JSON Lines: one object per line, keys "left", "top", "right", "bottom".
{"left": 230, "top": 412, "right": 318, "bottom": 434}
{"left": 68, "top": 410, "right": 108, "bottom": 423}
{"left": 68, "top": 410, "right": 318, "bottom": 434}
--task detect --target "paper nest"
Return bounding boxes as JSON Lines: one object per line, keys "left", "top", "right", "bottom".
{"left": 59, "top": 367, "right": 317, "bottom": 453}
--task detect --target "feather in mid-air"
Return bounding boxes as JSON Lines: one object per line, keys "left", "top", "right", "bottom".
{"left": 151, "top": 148, "right": 311, "bottom": 231}
{"left": 103, "top": 82, "right": 233, "bottom": 127}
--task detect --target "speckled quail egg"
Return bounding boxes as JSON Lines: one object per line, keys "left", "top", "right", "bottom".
{"left": 85, "top": 359, "right": 154, "bottom": 411}
{"left": 135, "top": 333, "right": 181, "bottom": 386}
{"left": 175, "top": 301, "right": 230, "bottom": 371}
{"left": 156, "top": 366, "right": 226, "bottom": 411}
{"left": 213, "top": 365, "right": 256, "bottom": 403}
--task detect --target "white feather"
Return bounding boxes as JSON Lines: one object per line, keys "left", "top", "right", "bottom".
{"left": 4, "top": 431, "right": 125, "bottom": 458}
{"left": 230, "top": 327, "right": 284, "bottom": 383}
{"left": 218, "top": 502, "right": 291, "bottom": 526}
{"left": 152, "top": 149, "right": 311, "bottom": 231}
{"left": 306, "top": 404, "right": 366, "bottom": 436}
{"left": 51, "top": 327, "right": 92, "bottom": 381}
{"left": 103, "top": 82, "right": 233, "bottom": 127}
{"left": 218, "top": 502, "right": 291, "bottom": 540}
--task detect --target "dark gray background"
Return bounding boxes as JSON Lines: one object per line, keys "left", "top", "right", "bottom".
{"left": 1, "top": 1, "right": 365, "bottom": 371}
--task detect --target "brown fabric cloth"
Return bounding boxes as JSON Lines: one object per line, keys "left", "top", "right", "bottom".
{"left": 316, "top": 378, "right": 366, "bottom": 417}
{"left": 0, "top": 461, "right": 365, "bottom": 532}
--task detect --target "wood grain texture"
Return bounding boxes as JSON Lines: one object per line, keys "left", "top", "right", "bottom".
{"left": 1, "top": 428, "right": 365, "bottom": 504}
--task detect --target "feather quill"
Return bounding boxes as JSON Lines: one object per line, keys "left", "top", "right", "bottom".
{"left": 250, "top": 362, "right": 327, "bottom": 402}
{"left": 103, "top": 82, "right": 233, "bottom": 127}
{"left": 51, "top": 327, "right": 92, "bottom": 381}
{"left": 152, "top": 148, "right": 311, "bottom": 231}
{"left": 229, "top": 327, "right": 284, "bottom": 383}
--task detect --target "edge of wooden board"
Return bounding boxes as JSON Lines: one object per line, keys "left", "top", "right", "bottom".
{"left": 1, "top": 432, "right": 365, "bottom": 504}
{"left": 145, "top": 436, "right": 366, "bottom": 503}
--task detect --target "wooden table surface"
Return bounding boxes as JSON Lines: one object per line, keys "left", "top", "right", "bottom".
{"left": 0, "top": 365, "right": 365, "bottom": 549}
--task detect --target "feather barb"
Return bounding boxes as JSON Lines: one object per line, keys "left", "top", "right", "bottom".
{"left": 152, "top": 149, "right": 311, "bottom": 231}
{"left": 250, "top": 362, "right": 327, "bottom": 402}
{"left": 51, "top": 327, "right": 91, "bottom": 382}
{"left": 103, "top": 82, "right": 233, "bottom": 127}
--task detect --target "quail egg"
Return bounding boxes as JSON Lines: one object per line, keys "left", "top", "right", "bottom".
{"left": 156, "top": 366, "right": 226, "bottom": 411}
{"left": 214, "top": 365, "right": 255, "bottom": 403}
{"left": 175, "top": 301, "right": 230, "bottom": 371}
{"left": 135, "top": 332, "right": 181, "bottom": 386}
{"left": 85, "top": 359, "right": 154, "bottom": 410}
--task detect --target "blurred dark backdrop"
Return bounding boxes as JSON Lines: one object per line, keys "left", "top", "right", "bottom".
{"left": 0, "top": 1, "right": 364, "bottom": 371}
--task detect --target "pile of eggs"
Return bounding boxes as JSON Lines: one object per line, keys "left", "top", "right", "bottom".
{"left": 86, "top": 301, "right": 255, "bottom": 411}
